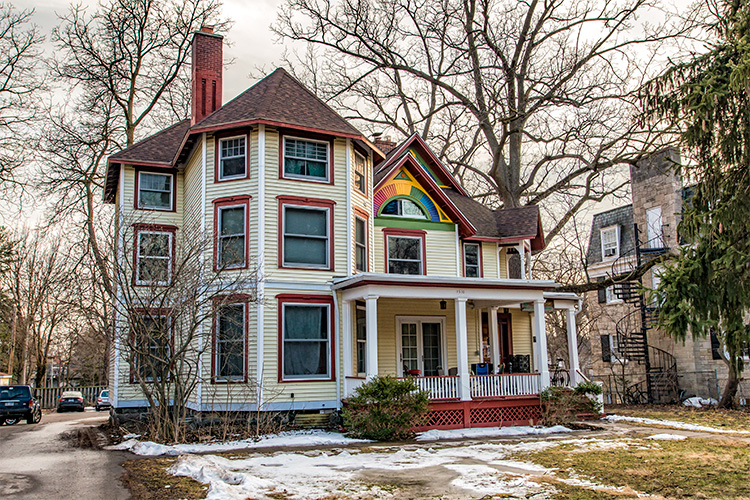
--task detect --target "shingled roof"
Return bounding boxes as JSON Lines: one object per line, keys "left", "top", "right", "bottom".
{"left": 191, "top": 68, "right": 363, "bottom": 137}
{"left": 110, "top": 119, "right": 190, "bottom": 165}
{"left": 586, "top": 205, "right": 635, "bottom": 265}
{"left": 443, "top": 189, "right": 543, "bottom": 247}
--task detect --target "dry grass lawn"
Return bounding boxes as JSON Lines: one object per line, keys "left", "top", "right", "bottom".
{"left": 121, "top": 458, "right": 207, "bottom": 500}
{"left": 609, "top": 404, "right": 750, "bottom": 431}
{"left": 519, "top": 437, "right": 750, "bottom": 499}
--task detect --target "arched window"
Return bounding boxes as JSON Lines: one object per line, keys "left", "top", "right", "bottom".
{"left": 380, "top": 198, "right": 426, "bottom": 219}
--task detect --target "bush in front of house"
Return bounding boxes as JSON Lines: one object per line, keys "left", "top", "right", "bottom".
{"left": 343, "top": 376, "right": 430, "bottom": 441}
{"left": 540, "top": 382, "right": 603, "bottom": 426}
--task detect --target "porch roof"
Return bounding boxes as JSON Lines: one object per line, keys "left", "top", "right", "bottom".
{"left": 331, "top": 273, "right": 557, "bottom": 291}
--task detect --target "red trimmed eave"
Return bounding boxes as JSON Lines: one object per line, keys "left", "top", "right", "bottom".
{"left": 373, "top": 133, "right": 469, "bottom": 197}
{"left": 381, "top": 154, "right": 477, "bottom": 238}
{"left": 190, "top": 118, "right": 362, "bottom": 140}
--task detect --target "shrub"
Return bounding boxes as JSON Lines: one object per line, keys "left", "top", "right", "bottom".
{"left": 540, "top": 383, "right": 602, "bottom": 426}
{"left": 343, "top": 376, "right": 430, "bottom": 441}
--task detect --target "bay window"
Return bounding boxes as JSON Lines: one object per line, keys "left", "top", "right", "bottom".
{"left": 215, "top": 200, "right": 248, "bottom": 269}
{"left": 137, "top": 172, "right": 173, "bottom": 210}
{"left": 283, "top": 137, "right": 329, "bottom": 182}
{"left": 282, "top": 204, "right": 331, "bottom": 269}
{"left": 218, "top": 136, "right": 246, "bottom": 180}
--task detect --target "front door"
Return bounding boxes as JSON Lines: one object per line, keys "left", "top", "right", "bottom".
{"left": 398, "top": 318, "right": 445, "bottom": 376}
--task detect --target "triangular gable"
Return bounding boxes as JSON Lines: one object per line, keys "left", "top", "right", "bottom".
{"left": 374, "top": 133, "right": 469, "bottom": 196}
{"left": 374, "top": 154, "right": 476, "bottom": 237}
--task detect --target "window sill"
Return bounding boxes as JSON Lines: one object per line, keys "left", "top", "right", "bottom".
{"left": 279, "top": 376, "right": 335, "bottom": 383}
{"left": 280, "top": 173, "right": 332, "bottom": 185}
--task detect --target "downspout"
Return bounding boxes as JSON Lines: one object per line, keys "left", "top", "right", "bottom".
{"left": 332, "top": 287, "right": 341, "bottom": 409}
{"left": 256, "top": 124, "right": 266, "bottom": 410}
{"left": 197, "top": 133, "right": 207, "bottom": 411}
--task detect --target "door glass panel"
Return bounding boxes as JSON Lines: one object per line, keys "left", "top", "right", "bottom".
{"left": 401, "top": 323, "right": 418, "bottom": 374}
{"left": 422, "top": 323, "right": 442, "bottom": 376}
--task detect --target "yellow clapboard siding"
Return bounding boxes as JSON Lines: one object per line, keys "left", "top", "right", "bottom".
{"left": 510, "top": 309, "right": 534, "bottom": 369}
{"left": 481, "top": 241, "right": 498, "bottom": 278}
{"left": 373, "top": 226, "right": 458, "bottom": 275}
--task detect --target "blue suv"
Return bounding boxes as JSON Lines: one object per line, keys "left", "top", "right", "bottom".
{"left": 0, "top": 385, "right": 42, "bottom": 425}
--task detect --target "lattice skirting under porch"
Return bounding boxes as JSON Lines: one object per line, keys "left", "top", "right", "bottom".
{"left": 414, "top": 397, "right": 542, "bottom": 431}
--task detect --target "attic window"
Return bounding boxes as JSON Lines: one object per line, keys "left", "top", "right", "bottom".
{"left": 601, "top": 226, "right": 619, "bottom": 259}
{"left": 381, "top": 199, "right": 426, "bottom": 219}
{"left": 354, "top": 151, "right": 366, "bottom": 194}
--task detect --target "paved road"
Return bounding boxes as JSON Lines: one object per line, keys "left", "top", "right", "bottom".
{"left": 0, "top": 410, "right": 131, "bottom": 499}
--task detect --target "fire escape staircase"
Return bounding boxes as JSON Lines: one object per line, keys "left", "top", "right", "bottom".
{"left": 607, "top": 224, "right": 679, "bottom": 404}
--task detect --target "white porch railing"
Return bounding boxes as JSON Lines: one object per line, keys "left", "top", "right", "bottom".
{"left": 470, "top": 373, "right": 540, "bottom": 398}
{"left": 398, "top": 375, "right": 459, "bottom": 400}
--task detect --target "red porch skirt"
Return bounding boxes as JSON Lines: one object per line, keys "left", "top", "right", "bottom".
{"left": 414, "top": 396, "right": 542, "bottom": 431}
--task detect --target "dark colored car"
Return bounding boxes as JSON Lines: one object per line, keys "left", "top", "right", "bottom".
{"left": 95, "top": 390, "right": 111, "bottom": 412}
{"left": 0, "top": 385, "right": 41, "bottom": 425}
{"left": 57, "top": 391, "right": 85, "bottom": 412}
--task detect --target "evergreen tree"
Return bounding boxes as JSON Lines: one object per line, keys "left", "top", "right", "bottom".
{"left": 642, "top": 0, "right": 750, "bottom": 407}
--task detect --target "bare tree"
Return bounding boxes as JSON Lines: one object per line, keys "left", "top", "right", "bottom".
{"left": 274, "top": 0, "right": 698, "bottom": 242}
{"left": 0, "top": 4, "right": 44, "bottom": 187}
{"left": 111, "top": 216, "right": 256, "bottom": 443}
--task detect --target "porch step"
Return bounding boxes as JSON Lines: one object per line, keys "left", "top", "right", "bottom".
{"left": 293, "top": 413, "right": 330, "bottom": 429}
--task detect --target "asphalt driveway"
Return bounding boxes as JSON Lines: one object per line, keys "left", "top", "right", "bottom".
{"left": 0, "top": 410, "right": 131, "bottom": 499}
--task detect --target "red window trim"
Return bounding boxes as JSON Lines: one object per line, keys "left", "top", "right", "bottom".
{"left": 277, "top": 195, "right": 336, "bottom": 272}
{"left": 128, "top": 308, "right": 175, "bottom": 384}
{"left": 383, "top": 227, "right": 427, "bottom": 275}
{"left": 214, "top": 129, "right": 251, "bottom": 183}
{"left": 134, "top": 167, "right": 178, "bottom": 212}
{"left": 131, "top": 224, "right": 178, "bottom": 288}
{"left": 462, "top": 241, "right": 483, "bottom": 278}
{"left": 277, "top": 294, "right": 336, "bottom": 383}
{"left": 279, "top": 129, "right": 335, "bottom": 186}
{"left": 211, "top": 294, "right": 252, "bottom": 384}
{"left": 213, "top": 195, "right": 251, "bottom": 271}
{"left": 354, "top": 207, "right": 369, "bottom": 273}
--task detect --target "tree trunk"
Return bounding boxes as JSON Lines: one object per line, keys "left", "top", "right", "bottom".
{"left": 719, "top": 366, "right": 740, "bottom": 409}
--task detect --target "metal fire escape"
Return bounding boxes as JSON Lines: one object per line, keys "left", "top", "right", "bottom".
{"left": 609, "top": 224, "right": 679, "bottom": 404}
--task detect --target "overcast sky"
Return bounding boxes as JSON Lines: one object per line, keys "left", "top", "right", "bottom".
{"left": 28, "top": 0, "right": 287, "bottom": 100}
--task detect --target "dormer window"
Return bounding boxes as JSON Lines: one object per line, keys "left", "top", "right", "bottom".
{"left": 601, "top": 226, "right": 619, "bottom": 260}
{"left": 218, "top": 136, "right": 246, "bottom": 180}
{"left": 381, "top": 199, "right": 426, "bottom": 219}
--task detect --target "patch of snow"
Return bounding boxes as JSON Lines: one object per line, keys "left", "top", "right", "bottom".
{"left": 604, "top": 414, "right": 744, "bottom": 434}
{"left": 416, "top": 424, "right": 571, "bottom": 441}
{"left": 122, "top": 433, "right": 141, "bottom": 439}
{"left": 105, "top": 430, "right": 370, "bottom": 456}
{"left": 647, "top": 433, "right": 687, "bottom": 441}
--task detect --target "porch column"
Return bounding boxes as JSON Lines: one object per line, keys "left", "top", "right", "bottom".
{"left": 342, "top": 300, "right": 352, "bottom": 379}
{"left": 489, "top": 307, "right": 501, "bottom": 371}
{"left": 365, "top": 295, "right": 379, "bottom": 380}
{"left": 566, "top": 307, "right": 580, "bottom": 386}
{"left": 533, "top": 299, "right": 550, "bottom": 390}
{"left": 518, "top": 242, "right": 527, "bottom": 280}
{"left": 455, "top": 298, "right": 472, "bottom": 401}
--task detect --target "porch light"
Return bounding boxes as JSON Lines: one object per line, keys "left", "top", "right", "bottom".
{"left": 440, "top": 300, "right": 447, "bottom": 310}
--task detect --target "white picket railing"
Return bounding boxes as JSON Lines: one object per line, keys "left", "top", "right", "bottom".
{"left": 399, "top": 375, "right": 459, "bottom": 400}
{"left": 470, "top": 373, "right": 540, "bottom": 398}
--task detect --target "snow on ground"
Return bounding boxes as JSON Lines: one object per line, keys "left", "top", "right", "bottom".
{"left": 165, "top": 436, "right": 651, "bottom": 500}
{"left": 416, "top": 424, "right": 571, "bottom": 441}
{"left": 106, "top": 430, "right": 370, "bottom": 456}
{"left": 605, "top": 414, "right": 745, "bottom": 433}
{"left": 647, "top": 433, "right": 687, "bottom": 441}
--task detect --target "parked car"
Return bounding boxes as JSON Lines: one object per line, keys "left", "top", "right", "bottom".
{"left": 57, "top": 391, "right": 85, "bottom": 412}
{"left": 0, "top": 385, "right": 41, "bottom": 425}
{"left": 95, "top": 390, "right": 111, "bottom": 412}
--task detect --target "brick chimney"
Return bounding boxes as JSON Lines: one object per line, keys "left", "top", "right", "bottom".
{"left": 372, "top": 134, "right": 397, "bottom": 155}
{"left": 191, "top": 26, "right": 223, "bottom": 125}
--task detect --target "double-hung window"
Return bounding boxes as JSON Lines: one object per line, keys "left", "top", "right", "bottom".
{"left": 354, "top": 151, "right": 366, "bottom": 194}
{"left": 218, "top": 136, "right": 246, "bottom": 180}
{"left": 135, "top": 230, "right": 173, "bottom": 285}
{"left": 217, "top": 205, "right": 246, "bottom": 268}
{"left": 601, "top": 226, "right": 619, "bottom": 259}
{"left": 131, "top": 313, "right": 171, "bottom": 383}
{"left": 355, "top": 217, "right": 367, "bottom": 272}
{"left": 387, "top": 235, "right": 424, "bottom": 275}
{"left": 137, "top": 172, "right": 173, "bottom": 210}
{"left": 283, "top": 137, "right": 329, "bottom": 182}
{"left": 281, "top": 303, "right": 331, "bottom": 380}
{"left": 282, "top": 206, "right": 330, "bottom": 268}
{"left": 356, "top": 304, "right": 366, "bottom": 375}
{"left": 464, "top": 243, "right": 480, "bottom": 277}
{"left": 215, "top": 303, "right": 245, "bottom": 381}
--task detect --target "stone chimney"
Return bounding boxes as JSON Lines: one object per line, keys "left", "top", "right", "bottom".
{"left": 372, "top": 134, "right": 397, "bottom": 155}
{"left": 191, "top": 26, "right": 223, "bottom": 125}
